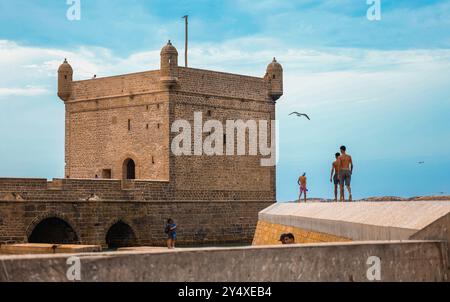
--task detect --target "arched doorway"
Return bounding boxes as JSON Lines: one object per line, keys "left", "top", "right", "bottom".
{"left": 123, "top": 158, "right": 136, "bottom": 180}
{"left": 28, "top": 217, "right": 78, "bottom": 244}
{"left": 105, "top": 221, "right": 138, "bottom": 249}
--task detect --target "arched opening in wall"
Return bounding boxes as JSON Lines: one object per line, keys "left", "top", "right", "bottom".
{"left": 123, "top": 158, "right": 136, "bottom": 180}
{"left": 28, "top": 217, "right": 78, "bottom": 244}
{"left": 105, "top": 221, "right": 138, "bottom": 249}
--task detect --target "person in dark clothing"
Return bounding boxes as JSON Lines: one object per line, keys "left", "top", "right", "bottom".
{"left": 165, "top": 218, "right": 177, "bottom": 249}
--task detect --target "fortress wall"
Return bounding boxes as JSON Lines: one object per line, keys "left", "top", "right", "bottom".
{"left": 51, "top": 179, "right": 123, "bottom": 190}
{"left": 0, "top": 178, "right": 272, "bottom": 202}
{"left": 0, "top": 202, "right": 26, "bottom": 244}
{"left": 0, "top": 199, "right": 271, "bottom": 247}
{"left": 169, "top": 92, "right": 276, "bottom": 199}
{"left": 2, "top": 190, "right": 136, "bottom": 203}
{"left": 171, "top": 190, "right": 274, "bottom": 201}
{"left": 177, "top": 67, "right": 269, "bottom": 101}
{"left": 65, "top": 93, "right": 170, "bottom": 180}
{"left": 1, "top": 240, "right": 448, "bottom": 282}
{"left": 0, "top": 177, "right": 270, "bottom": 247}
{"left": 0, "top": 178, "right": 48, "bottom": 191}
{"left": 69, "top": 70, "right": 161, "bottom": 101}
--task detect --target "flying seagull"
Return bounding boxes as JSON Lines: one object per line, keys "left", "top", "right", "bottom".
{"left": 289, "top": 112, "right": 310, "bottom": 120}
{"left": 418, "top": 161, "right": 425, "bottom": 164}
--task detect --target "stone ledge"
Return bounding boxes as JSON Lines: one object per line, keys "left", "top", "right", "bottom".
{"left": 0, "top": 243, "right": 102, "bottom": 255}
{"left": 0, "top": 240, "right": 447, "bottom": 282}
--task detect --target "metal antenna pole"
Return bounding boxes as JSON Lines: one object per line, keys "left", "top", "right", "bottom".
{"left": 182, "top": 15, "right": 188, "bottom": 67}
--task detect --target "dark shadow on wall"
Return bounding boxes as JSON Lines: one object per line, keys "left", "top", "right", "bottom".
{"left": 106, "top": 221, "right": 138, "bottom": 249}
{"left": 28, "top": 217, "right": 79, "bottom": 244}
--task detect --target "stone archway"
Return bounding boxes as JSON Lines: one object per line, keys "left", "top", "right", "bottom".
{"left": 28, "top": 217, "right": 79, "bottom": 244}
{"left": 105, "top": 220, "right": 138, "bottom": 249}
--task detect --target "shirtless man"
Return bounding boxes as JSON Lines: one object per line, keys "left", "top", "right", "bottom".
{"left": 298, "top": 173, "right": 308, "bottom": 203}
{"left": 336, "top": 146, "right": 354, "bottom": 202}
{"left": 330, "top": 153, "right": 341, "bottom": 202}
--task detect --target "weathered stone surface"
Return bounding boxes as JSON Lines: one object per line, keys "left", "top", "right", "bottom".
{"left": 0, "top": 241, "right": 447, "bottom": 282}
{"left": 361, "top": 196, "right": 450, "bottom": 201}
{"left": 0, "top": 193, "right": 24, "bottom": 202}
{"left": 0, "top": 243, "right": 101, "bottom": 255}
{"left": 253, "top": 220, "right": 351, "bottom": 245}
{"left": 0, "top": 186, "right": 271, "bottom": 247}
{"left": 258, "top": 201, "right": 450, "bottom": 241}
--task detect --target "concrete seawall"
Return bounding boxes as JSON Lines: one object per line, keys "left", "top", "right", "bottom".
{"left": 254, "top": 201, "right": 450, "bottom": 245}
{"left": 0, "top": 240, "right": 448, "bottom": 282}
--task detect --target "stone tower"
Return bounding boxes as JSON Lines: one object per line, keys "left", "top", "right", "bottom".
{"left": 57, "top": 59, "right": 73, "bottom": 101}
{"left": 265, "top": 57, "right": 283, "bottom": 102}
{"left": 160, "top": 40, "right": 179, "bottom": 89}
{"left": 57, "top": 41, "right": 281, "bottom": 188}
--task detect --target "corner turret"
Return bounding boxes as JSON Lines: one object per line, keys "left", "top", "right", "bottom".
{"left": 264, "top": 57, "right": 283, "bottom": 102}
{"left": 57, "top": 59, "right": 73, "bottom": 101}
{"left": 160, "top": 40, "right": 179, "bottom": 89}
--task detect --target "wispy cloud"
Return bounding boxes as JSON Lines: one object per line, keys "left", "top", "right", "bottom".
{"left": 0, "top": 86, "right": 49, "bottom": 97}
{"left": 2, "top": 38, "right": 450, "bottom": 103}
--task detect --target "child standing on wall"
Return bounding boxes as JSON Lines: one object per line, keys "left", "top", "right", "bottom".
{"left": 298, "top": 173, "right": 308, "bottom": 203}
{"left": 165, "top": 218, "right": 177, "bottom": 249}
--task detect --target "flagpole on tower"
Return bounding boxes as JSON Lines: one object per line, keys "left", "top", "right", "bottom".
{"left": 182, "top": 15, "right": 188, "bottom": 67}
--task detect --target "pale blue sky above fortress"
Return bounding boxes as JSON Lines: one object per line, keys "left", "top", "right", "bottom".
{"left": 1, "top": 0, "right": 450, "bottom": 200}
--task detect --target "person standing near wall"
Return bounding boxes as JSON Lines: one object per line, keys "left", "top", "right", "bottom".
{"left": 165, "top": 218, "right": 177, "bottom": 249}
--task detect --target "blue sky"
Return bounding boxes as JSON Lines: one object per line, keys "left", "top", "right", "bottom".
{"left": 0, "top": 0, "right": 449, "bottom": 200}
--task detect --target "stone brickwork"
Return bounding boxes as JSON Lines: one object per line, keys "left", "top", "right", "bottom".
{"left": 65, "top": 92, "right": 170, "bottom": 180}
{"left": 0, "top": 178, "right": 272, "bottom": 247}
{"left": 170, "top": 84, "right": 275, "bottom": 194}
{"left": 252, "top": 220, "right": 351, "bottom": 245}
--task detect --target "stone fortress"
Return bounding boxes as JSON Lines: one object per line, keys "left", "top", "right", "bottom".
{"left": 0, "top": 41, "right": 282, "bottom": 248}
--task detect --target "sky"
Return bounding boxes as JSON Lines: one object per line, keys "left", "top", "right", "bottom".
{"left": 0, "top": 0, "right": 449, "bottom": 201}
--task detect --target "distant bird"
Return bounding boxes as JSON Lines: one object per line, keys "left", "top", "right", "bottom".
{"left": 93, "top": 75, "right": 97, "bottom": 79}
{"left": 418, "top": 161, "right": 425, "bottom": 164}
{"left": 289, "top": 112, "right": 310, "bottom": 120}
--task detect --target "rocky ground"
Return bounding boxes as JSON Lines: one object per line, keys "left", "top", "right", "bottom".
{"left": 360, "top": 196, "right": 450, "bottom": 201}
{"left": 292, "top": 196, "right": 450, "bottom": 203}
